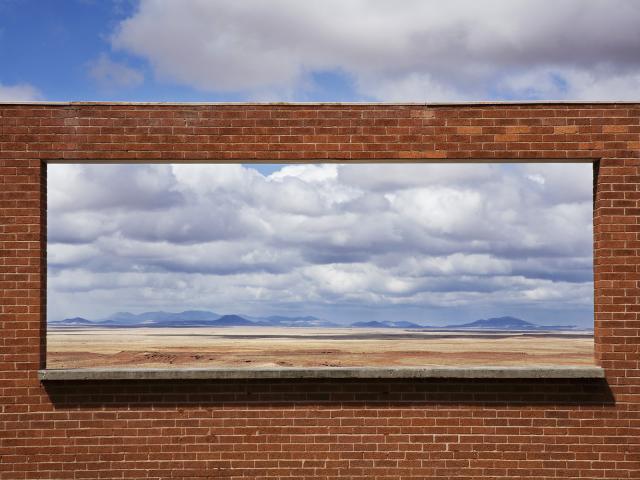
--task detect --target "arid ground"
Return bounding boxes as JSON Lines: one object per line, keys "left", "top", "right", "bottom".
{"left": 46, "top": 326, "right": 595, "bottom": 369}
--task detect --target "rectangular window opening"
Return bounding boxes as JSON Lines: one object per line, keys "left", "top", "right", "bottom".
{"left": 45, "top": 162, "right": 596, "bottom": 374}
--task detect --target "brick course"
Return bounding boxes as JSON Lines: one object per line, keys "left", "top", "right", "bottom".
{"left": 1, "top": 102, "right": 639, "bottom": 479}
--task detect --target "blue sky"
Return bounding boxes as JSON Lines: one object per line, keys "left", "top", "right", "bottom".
{"left": 1, "top": 0, "right": 640, "bottom": 102}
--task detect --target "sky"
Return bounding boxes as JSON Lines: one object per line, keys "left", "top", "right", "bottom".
{"left": 1, "top": 0, "right": 640, "bottom": 102}
{"left": 1, "top": 0, "right": 618, "bottom": 326}
{"left": 47, "top": 163, "right": 594, "bottom": 327}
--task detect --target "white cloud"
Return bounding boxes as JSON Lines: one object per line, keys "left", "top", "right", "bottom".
{"left": 88, "top": 53, "right": 144, "bottom": 89}
{"left": 338, "top": 164, "right": 495, "bottom": 191}
{"left": 497, "top": 67, "right": 640, "bottom": 101}
{"left": 0, "top": 82, "right": 41, "bottom": 101}
{"left": 388, "top": 187, "right": 485, "bottom": 236}
{"left": 48, "top": 243, "right": 102, "bottom": 268}
{"left": 398, "top": 253, "right": 513, "bottom": 277}
{"left": 110, "top": 0, "right": 640, "bottom": 100}
{"left": 48, "top": 163, "right": 181, "bottom": 213}
{"left": 356, "top": 73, "right": 468, "bottom": 102}
{"left": 270, "top": 164, "right": 338, "bottom": 184}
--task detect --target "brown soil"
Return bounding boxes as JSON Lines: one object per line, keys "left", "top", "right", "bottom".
{"left": 46, "top": 326, "right": 595, "bottom": 369}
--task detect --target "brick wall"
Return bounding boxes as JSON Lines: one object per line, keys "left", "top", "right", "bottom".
{"left": 1, "top": 102, "right": 638, "bottom": 479}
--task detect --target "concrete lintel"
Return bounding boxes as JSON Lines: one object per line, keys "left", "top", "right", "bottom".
{"left": 38, "top": 366, "right": 605, "bottom": 381}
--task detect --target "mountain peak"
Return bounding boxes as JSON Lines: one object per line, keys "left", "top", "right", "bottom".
{"left": 447, "top": 316, "right": 537, "bottom": 329}
{"left": 213, "top": 314, "right": 254, "bottom": 326}
{"left": 351, "top": 320, "right": 424, "bottom": 329}
{"left": 52, "top": 316, "right": 92, "bottom": 325}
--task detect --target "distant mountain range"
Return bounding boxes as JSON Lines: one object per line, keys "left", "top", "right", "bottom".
{"left": 351, "top": 320, "right": 424, "bottom": 329}
{"left": 49, "top": 312, "right": 585, "bottom": 331}
{"left": 444, "top": 316, "right": 567, "bottom": 330}
{"left": 350, "top": 316, "right": 580, "bottom": 331}
{"left": 50, "top": 310, "right": 339, "bottom": 328}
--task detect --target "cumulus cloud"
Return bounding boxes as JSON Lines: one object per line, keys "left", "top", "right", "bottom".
{"left": 48, "top": 163, "right": 182, "bottom": 213}
{"left": 0, "top": 82, "right": 41, "bottom": 101}
{"left": 88, "top": 53, "right": 144, "bottom": 89}
{"left": 109, "top": 0, "right": 640, "bottom": 100}
{"left": 47, "top": 162, "right": 594, "bottom": 325}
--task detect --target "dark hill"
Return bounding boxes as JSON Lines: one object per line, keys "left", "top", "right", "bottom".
{"left": 447, "top": 316, "right": 537, "bottom": 330}
{"left": 212, "top": 315, "right": 255, "bottom": 326}
{"left": 351, "top": 320, "right": 424, "bottom": 329}
{"left": 51, "top": 317, "right": 93, "bottom": 325}
{"left": 351, "top": 320, "right": 387, "bottom": 328}
{"left": 444, "top": 316, "right": 576, "bottom": 330}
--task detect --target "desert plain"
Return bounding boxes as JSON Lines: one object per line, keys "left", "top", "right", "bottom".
{"left": 46, "top": 326, "right": 595, "bottom": 369}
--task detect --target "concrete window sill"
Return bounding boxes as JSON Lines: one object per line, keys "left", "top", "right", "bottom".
{"left": 38, "top": 366, "right": 605, "bottom": 381}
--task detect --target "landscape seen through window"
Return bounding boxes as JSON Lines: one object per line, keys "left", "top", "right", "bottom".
{"left": 46, "top": 163, "right": 595, "bottom": 369}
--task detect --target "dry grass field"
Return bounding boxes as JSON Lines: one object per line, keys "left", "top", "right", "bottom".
{"left": 46, "top": 326, "right": 595, "bottom": 369}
